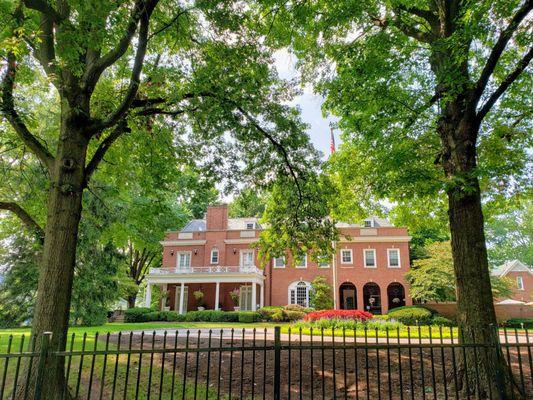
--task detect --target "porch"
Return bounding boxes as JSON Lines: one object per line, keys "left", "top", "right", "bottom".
{"left": 145, "top": 266, "right": 265, "bottom": 313}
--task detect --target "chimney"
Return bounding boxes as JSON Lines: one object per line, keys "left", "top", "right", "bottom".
{"left": 206, "top": 204, "right": 228, "bottom": 231}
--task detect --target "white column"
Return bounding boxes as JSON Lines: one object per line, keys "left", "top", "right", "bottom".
{"left": 179, "top": 281, "right": 185, "bottom": 315}
{"left": 145, "top": 283, "right": 152, "bottom": 308}
{"left": 259, "top": 283, "right": 264, "bottom": 308}
{"left": 161, "top": 284, "right": 168, "bottom": 311}
{"left": 252, "top": 282, "right": 257, "bottom": 311}
{"left": 215, "top": 281, "right": 220, "bottom": 311}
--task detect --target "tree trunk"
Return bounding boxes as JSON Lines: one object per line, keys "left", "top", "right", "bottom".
{"left": 15, "top": 119, "right": 89, "bottom": 399}
{"left": 127, "top": 294, "right": 137, "bottom": 309}
{"left": 440, "top": 108, "right": 522, "bottom": 398}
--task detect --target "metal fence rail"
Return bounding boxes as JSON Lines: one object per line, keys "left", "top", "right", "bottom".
{"left": 0, "top": 326, "right": 531, "bottom": 399}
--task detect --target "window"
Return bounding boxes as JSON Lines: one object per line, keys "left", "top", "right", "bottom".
{"left": 341, "top": 249, "right": 353, "bottom": 264}
{"left": 295, "top": 253, "right": 307, "bottom": 268}
{"left": 288, "top": 281, "right": 310, "bottom": 307}
{"left": 273, "top": 256, "right": 286, "bottom": 268}
{"left": 210, "top": 248, "right": 219, "bottom": 264}
{"left": 364, "top": 219, "right": 373, "bottom": 228}
{"left": 387, "top": 249, "right": 400, "bottom": 268}
{"left": 364, "top": 249, "right": 376, "bottom": 268}
{"left": 177, "top": 252, "right": 191, "bottom": 269}
{"left": 517, "top": 276, "right": 524, "bottom": 290}
{"left": 318, "top": 261, "right": 330, "bottom": 268}
{"left": 245, "top": 222, "right": 255, "bottom": 230}
{"left": 240, "top": 250, "right": 254, "bottom": 267}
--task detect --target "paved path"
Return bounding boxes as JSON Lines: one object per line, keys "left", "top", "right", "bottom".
{"left": 127, "top": 328, "right": 531, "bottom": 344}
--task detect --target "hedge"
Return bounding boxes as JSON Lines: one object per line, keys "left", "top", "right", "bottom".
{"left": 124, "top": 307, "right": 154, "bottom": 323}
{"left": 504, "top": 318, "right": 533, "bottom": 329}
{"left": 387, "top": 306, "right": 433, "bottom": 326}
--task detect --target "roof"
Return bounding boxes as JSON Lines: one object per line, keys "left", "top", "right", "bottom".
{"left": 496, "top": 299, "right": 526, "bottom": 305}
{"left": 180, "top": 218, "right": 262, "bottom": 232}
{"left": 336, "top": 216, "right": 393, "bottom": 228}
{"left": 492, "top": 260, "right": 532, "bottom": 277}
{"left": 179, "top": 215, "right": 392, "bottom": 232}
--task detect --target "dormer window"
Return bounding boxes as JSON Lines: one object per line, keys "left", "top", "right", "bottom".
{"left": 245, "top": 222, "right": 255, "bottom": 230}
{"left": 364, "top": 219, "right": 374, "bottom": 228}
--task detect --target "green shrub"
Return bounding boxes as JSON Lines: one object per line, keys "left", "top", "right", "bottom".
{"left": 284, "top": 304, "right": 309, "bottom": 313}
{"left": 387, "top": 306, "right": 433, "bottom": 326}
{"left": 144, "top": 311, "right": 161, "bottom": 321}
{"left": 284, "top": 310, "right": 306, "bottom": 322}
{"left": 504, "top": 318, "right": 533, "bottom": 329}
{"left": 220, "top": 311, "right": 239, "bottom": 322}
{"left": 124, "top": 307, "right": 153, "bottom": 323}
{"left": 257, "top": 308, "right": 276, "bottom": 321}
{"left": 158, "top": 311, "right": 185, "bottom": 322}
{"left": 271, "top": 310, "right": 286, "bottom": 322}
{"left": 431, "top": 316, "right": 456, "bottom": 327}
{"left": 238, "top": 311, "right": 261, "bottom": 323}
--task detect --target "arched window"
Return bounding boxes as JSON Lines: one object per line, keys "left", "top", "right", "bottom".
{"left": 288, "top": 281, "right": 311, "bottom": 307}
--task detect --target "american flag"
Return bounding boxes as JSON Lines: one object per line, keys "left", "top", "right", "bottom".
{"left": 330, "top": 127, "right": 336, "bottom": 154}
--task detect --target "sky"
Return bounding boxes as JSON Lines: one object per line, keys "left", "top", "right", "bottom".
{"left": 273, "top": 49, "right": 338, "bottom": 158}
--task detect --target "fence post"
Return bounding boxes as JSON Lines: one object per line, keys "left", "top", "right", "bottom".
{"left": 34, "top": 332, "right": 52, "bottom": 400}
{"left": 491, "top": 324, "right": 506, "bottom": 400}
{"left": 274, "top": 326, "right": 281, "bottom": 400}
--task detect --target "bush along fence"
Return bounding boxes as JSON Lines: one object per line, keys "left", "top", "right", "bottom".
{"left": 0, "top": 326, "right": 532, "bottom": 399}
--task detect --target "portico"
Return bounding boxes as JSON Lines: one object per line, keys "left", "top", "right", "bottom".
{"left": 145, "top": 266, "right": 265, "bottom": 313}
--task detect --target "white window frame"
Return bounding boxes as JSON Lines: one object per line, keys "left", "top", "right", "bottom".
{"left": 273, "top": 256, "right": 286, "bottom": 268}
{"left": 364, "top": 249, "right": 377, "bottom": 268}
{"left": 288, "top": 281, "right": 310, "bottom": 307}
{"left": 295, "top": 253, "right": 307, "bottom": 269}
{"left": 387, "top": 248, "right": 401, "bottom": 268}
{"left": 210, "top": 248, "right": 219, "bottom": 264}
{"left": 240, "top": 249, "right": 255, "bottom": 267}
{"left": 364, "top": 219, "right": 374, "bottom": 228}
{"left": 318, "top": 260, "right": 330, "bottom": 268}
{"left": 341, "top": 249, "right": 353, "bottom": 264}
{"left": 517, "top": 276, "right": 525, "bottom": 290}
{"left": 245, "top": 221, "right": 255, "bottom": 230}
{"left": 177, "top": 251, "right": 192, "bottom": 270}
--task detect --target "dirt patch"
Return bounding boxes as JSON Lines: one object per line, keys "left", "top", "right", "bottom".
{"left": 103, "top": 333, "right": 532, "bottom": 399}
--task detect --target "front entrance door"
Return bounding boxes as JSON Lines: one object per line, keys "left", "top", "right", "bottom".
{"left": 339, "top": 283, "right": 357, "bottom": 310}
{"left": 240, "top": 285, "right": 253, "bottom": 311}
{"left": 175, "top": 285, "right": 188, "bottom": 314}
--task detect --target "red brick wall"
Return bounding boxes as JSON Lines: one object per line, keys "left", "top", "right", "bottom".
{"left": 501, "top": 271, "right": 533, "bottom": 302}
{"left": 161, "top": 207, "right": 412, "bottom": 313}
{"left": 425, "top": 302, "right": 533, "bottom": 323}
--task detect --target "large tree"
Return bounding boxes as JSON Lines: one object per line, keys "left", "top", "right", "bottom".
{"left": 0, "top": 1, "right": 319, "bottom": 397}
{"left": 256, "top": 0, "right": 532, "bottom": 397}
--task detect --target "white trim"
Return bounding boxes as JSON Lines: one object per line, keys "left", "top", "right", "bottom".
{"left": 160, "top": 240, "right": 206, "bottom": 246}
{"left": 288, "top": 281, "right": 311, "bottom": 307}
{"left": 210, "top": 248, "right": 219, "bottom": 264}
{"left": 339, "top": 236, "right": 411, "bottom": 243}
{"left": 273, "top": 256, "right": 286, "bottom": 268}
{"left": 364, "top": 249, "right": 377, "bottom": 268}
{"left": 240, "top": 249, "right": 255, "bottom": 268}
{"left": 387, "top": 248, "right": 401, "bottom": 268}
{"left": 340, "top": 249, "right": 353, "bottom": 264}
{"left": 147, "top": 274, "right": 264, "bottom": 285}
{"left": 177, "top": 251, "right": 192, "bottom": 270}
{"left": 224, "top": 238, "right": 257, "bottom": 244}
{"left": 295, "top": 254, "right": 307, "bottom": 269}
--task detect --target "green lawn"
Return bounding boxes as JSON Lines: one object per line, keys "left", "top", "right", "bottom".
{"left": 0, "top": 321, "right": 287, "bottom": 339}
{"left": 281, "top": 325, "right": 459, "bottom": 339}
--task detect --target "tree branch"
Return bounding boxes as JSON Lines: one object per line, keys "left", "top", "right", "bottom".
{"left": 1, "top": 54, "right": 55, "bottom": 170}
{"left": 474, "top": 0, "right": 533, "bottom": 98}
{"left": 0, "top": 201, "right": 44, "bottom": 242}
{"left": 23, "top": 0, "right": 63, "bottom": 23}
{"left": 371, "top": 14, "right": 432, "bottom": 43}
{"left": 476, "top": 46, "right": 533, "bottom": 122}
{"left": 88, "top": 0, "right": 159, "bottom": 134}
{"left": 84, "top": 120, "right": 131, "bottom": 185}
{"left": 397, "top": 4, "right": 438, "bottom": 25}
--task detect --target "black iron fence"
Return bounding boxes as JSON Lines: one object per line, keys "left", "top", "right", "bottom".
{"left": 0, "top": 326, "right": 532, "bottom": 399}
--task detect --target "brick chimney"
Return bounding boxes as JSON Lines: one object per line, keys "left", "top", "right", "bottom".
{"left": 206, "top": 204, "right": 228, "bottom": 231}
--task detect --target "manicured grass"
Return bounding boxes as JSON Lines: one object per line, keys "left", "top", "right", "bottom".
{"left": 0, "top": 321, "right": 287, "bottom": 339}
{"left": 281, "top": 325, "right": 459, "bottom": 339}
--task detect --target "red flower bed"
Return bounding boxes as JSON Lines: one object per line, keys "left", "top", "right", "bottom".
{"left": 304, "top": 309, "right": 373, "bottom": 322}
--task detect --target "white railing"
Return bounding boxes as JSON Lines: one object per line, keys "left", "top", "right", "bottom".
{"left": 149, "top": 265, "right": 262, "bottom": 275}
